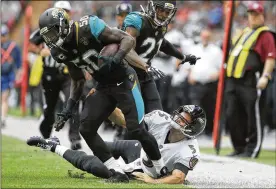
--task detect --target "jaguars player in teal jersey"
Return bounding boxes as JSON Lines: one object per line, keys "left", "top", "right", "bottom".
{"left": 38, "top": 8, "right": 170, "bottom": 182}
{"left": 122, "top": 0, "right": 199, "bottom": 113}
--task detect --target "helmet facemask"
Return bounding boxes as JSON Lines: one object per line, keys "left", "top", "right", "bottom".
{"left": 40, "top": 9, "right": 70, "bottom": 49}
{"left": 171, "top": 105, "right": 206, "bottom": 138}
{"left": 146, "top": 1, "right": 177, "bottom": 27}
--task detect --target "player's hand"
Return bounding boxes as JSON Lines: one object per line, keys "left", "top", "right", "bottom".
{"left": 181, "top": 54, "right": 200, "bottom": 65}
{"left": 132, "top": 172, "right": 154, "bottom": 183}
{"left": 53, "top": 109, "right": 72, "bottom": 131}
{"left": 147, "top": 66, "right": 166, "bottom": 80}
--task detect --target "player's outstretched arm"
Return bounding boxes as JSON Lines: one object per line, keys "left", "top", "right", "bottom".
{"left": 160, "top": 39, "right": 199, "bottom": 65}
{"left": 159, "top": 38, "right": 184, "bottom": 60}
{"left": 132, "top": 168, "right": 185, "bottom": 184}
{"left": 98, "top": 27, "right": 135, "bottom": 63}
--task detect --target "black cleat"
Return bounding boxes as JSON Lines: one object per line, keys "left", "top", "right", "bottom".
{"left": 71, "top": 140, "right": 82, "bottom": 150}
{"left": 27, "top": 136, "right": 60, "bottom": 151}
{"left": 105, "top": 169, "right": 129, "bottom": 183}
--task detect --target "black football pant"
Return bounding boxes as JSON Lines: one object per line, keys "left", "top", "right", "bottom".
{"left": 61, "top": 140, "right": 142, "bottom": 178}
{"left": 189, "top": 81, "right": 217, "bottom": 136}
{"left": 225, "top": 74, "right": 265, "bottom": 158}
{"left": 39, "top": 74, "right": 81, "bottom": 142}
{"left": 79, "top": 67, "right": 161, "bottom": 163}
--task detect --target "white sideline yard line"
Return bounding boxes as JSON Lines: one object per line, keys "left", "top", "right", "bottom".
{"left": 1, "top": 116, "right": 276, "bottom": 188}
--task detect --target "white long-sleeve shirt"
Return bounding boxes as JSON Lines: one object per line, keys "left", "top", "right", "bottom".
{"left": 189, "top": 43, "right": 223, "bottom": 84}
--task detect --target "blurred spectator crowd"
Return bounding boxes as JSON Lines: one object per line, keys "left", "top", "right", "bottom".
{"left": 1, "top": 0, "right": 276, "bottom": 137}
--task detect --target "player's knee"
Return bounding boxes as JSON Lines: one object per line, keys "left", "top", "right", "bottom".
{"left": 127, "top": 127, "right": 147, "bottom": 141}
{"left": 79, "top": 119, "right": 97, "bottom": 137}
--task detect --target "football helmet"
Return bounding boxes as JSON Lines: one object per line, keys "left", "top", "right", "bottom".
{"left": 39, "top": 8, "right": 70, "bottom": 49}
{"left": 116, "top": 3, "right": 132, "bottom": 15}
{"left": 146, "top": 0, "right": 177, "bottom": 26}
{"left": 170, "top": 105, "right": 206, "bottom": 138}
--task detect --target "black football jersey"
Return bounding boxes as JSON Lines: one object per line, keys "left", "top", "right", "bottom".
{"left": 122, "top": 12, "right": 167, "bottom": 80}
{"left": 50, "top": 15, "right": 127, "bottom": 84}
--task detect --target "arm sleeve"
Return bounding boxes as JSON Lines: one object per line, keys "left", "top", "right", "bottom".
{"left": 173, "top": 162, "right": 189, "bottom": 175}
{"left": 160, "top": 39, "right": 184, "bottom": 60}
{"left": 261, "top": 32, "right": 276, "bottom": 60}
{"left": 89, "top": 16, "right": 107, "bottom": 40}
{"left": 122, "top": 13, "right": 142, "bottom": 32}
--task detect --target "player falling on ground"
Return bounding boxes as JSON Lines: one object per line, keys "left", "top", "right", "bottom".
{"left": 27, "top": 105, "right": 206, "bottom": 184}
{"left": 38, "top": 8, "right": 169, "bottom": 182}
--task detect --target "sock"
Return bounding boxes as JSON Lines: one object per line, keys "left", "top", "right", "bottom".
{"left": 54, "top": 145, "right": 69, "bottom": 156}
{"left": 152, "top": 158, "right": 165, "bottom": 174}
{"left": 104, "top": 157, "right": 124, "bottom": 174}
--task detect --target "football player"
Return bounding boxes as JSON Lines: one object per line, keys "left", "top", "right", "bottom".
{"left": 28, "top": 1, "right": 82, "bottom": 150}
{"left": 27, "top": 105, "right": 206, "bottom": 184}
{"left": 121, "top": 0, "right": 199, "bottom": 113}
{"left": 38, "top": 8, "right": 169, "bottom": 181}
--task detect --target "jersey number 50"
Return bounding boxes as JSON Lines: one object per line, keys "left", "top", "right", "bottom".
{"left": 140, "top": 37, "right": 163, "bottom": 62}
{"left": 79, "top": 15, "right": 89, "bottom": 27}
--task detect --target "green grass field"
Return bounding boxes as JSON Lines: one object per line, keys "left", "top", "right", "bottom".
{"left": 1, "top": 135, "right": 191, "bottom": 188}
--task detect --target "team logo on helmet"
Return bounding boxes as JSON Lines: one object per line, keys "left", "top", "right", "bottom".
{"left": 164, "top": 3, "right": 174, "bottom": 9}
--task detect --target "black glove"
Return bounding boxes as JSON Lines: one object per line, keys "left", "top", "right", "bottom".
{"left": 147, "top": 66, "right": 166, "bottom": 80}
{"left": 53, "top": 99, "right": 76, "bottom": 131}
{"left": 181, "top": 54, "right": 200, "bottom": 65}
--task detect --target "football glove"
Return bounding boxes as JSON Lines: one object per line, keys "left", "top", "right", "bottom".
{"left": 147, "top": 66, "right": 166, "bottom": 80}
{"left": 181, "top": 54, "right": 201, "bottom": 65}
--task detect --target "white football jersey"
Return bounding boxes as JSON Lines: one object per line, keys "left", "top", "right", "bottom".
{"left": 141, "top": 110, "right": 200, "bottom": 178}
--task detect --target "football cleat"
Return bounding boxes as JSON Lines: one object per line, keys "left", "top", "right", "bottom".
{"left": 27, "top": 136, "right": 60, "bottom": 151}
{"left": 105, "top": 169, "right": 129, "bottom": 183}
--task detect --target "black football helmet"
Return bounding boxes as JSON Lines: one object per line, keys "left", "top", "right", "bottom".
{"left": 171, "top": 105, "right": 206, "bottom": 138}
{"left": 146, "top": 0, "right": 177, "bottom": 27}
{"left": 39, "top": 8, "right": 70, "bottom": 49}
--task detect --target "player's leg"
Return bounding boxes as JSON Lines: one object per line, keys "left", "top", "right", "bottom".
{"left": 61, "top": 76, "right": 82, "bottom": 150}
{"left": 39, "top": 75, "right": 60, "bottom": 138}
{"left": 79, "top": 90, "right": 126, "bottom": 174}
{"left": 105, "top": 140, "right": 142, "bottom": 163}
{"left": 113, "top": 70, "right": 167, "bottom": 175}
{"left": 140, "top": 78, "right": 163, "bottom": 113}
{"left": 26, "top": 136, "right": 128, "bottom": 182}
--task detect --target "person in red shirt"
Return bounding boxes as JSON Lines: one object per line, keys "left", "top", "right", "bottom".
{"left": 225, "top": 2, "right": 275, "bottom": 158}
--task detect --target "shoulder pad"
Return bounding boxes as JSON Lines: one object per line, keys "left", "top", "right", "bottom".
{"left": 122, "top": 12, "right": 143, "bottom": 32}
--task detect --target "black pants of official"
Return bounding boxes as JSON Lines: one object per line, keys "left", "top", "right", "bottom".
{"left": 62, "top": 140, "right": 142, "bottom": 179}
{"left": 189, "top": 81, "right": 217, "bottom": 136}
{"left": 39, "top": 73, "right": 81, "bottom": 142}
{"left": 225, "top": 74, "right": 265, "bottom": 158}
{"left": 156, "top": 75, "right": 173, "bottom": 113}
{"left": 79, "top": 67, "right": 161, "bottom": 163}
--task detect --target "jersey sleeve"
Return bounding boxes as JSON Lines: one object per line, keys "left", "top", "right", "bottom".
{"left": 89, "top": 16, "right": 107, "bottom": 40}
{"left": 122, "top": 12, "right": 143, "bottom": 32}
